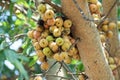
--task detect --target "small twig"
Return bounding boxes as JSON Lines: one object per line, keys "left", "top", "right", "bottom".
{"left": 46, "top": 74, "right": 71, "bottom": 80}
{"left": 62, "top": 62, "right": 78, "bottom": 80}
{"left": 14, "top": 33, "right": 27, "bottom": 39}
{"left": 14, "top": 4, "right": 38, "bottom": 21}
{"left": 43, "top": 61, "right": 58, "bottom": 76}
{"left": 56, "top": 62, "right": 62, "bottom": 75}
{"left": 43, "top": 0, "right": 62, "bottom": 12}
{"left": 67, "top": 72, "right": 84, "bottom": 75}
{"left": 113, "top": 64, "right": 120, "bottom": 71}
{"left": 67, "top": 37, "right": 80, "bottom": 52}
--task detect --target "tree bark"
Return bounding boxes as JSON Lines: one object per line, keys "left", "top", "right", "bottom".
{"left": 103, "top": 0, "right": 120, "bottom": 57}
{"left": 103, "top": 0, "right": 120, "bottom": 80}
{"left": 61, "top": 0, "right": 114, "bottom": 80}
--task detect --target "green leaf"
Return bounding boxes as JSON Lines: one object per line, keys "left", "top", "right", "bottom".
{"left": 52, "top": 0, "right": 61, "bottom": 5}
{"left": 17, "top": 54, "right": 29, "bottom": 62}
{"left": 4, "top": 49, "right": 29, "bottom": 80}
{"left": 0, "top": 28, "right": 5, "bottom": 34}
{"left": 28, "top": 55, "right": 38, "bottom": 67}
{"left": 27, "top": 9, "right": 32, "bottom": 19}
{"left": 76, "top": 61, "right": 85, "bottom": 72}
{"left": 10, "top": 0, "right": 17, "bottom": 3}
{"left": 0, "top": 41, "right": 9, "bottom": 51}
{"left": 0, "top": 51, "right": 5, "bottom": 73}
{"left": 26, "top": 46, "right": 33, "bottom": 55}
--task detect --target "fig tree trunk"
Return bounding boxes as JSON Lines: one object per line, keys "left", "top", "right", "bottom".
{"left": 61, "top": 0, "right": 114, "bottom": 80}
{"left": 103, "top": 0, "right": 120, "bottom": 80}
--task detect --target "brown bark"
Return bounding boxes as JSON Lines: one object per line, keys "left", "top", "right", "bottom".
{"left": 103, "top": 0, "right": 119, "bottom": 57}
{"left": 61, "top": 0, "right": 114, "bottom": 80}
{"left": 103, "top": 0, "right": 120, "bottom": 80}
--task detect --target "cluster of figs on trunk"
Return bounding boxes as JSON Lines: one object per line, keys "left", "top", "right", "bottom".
{"left": 27, "top": 0, "right": 120, "bottom": 80}
{"left": 27, "top": 3, "right": 80, "bottom": 71}
{"left": 88, "top": 0, "right": 120, "bottom": 74}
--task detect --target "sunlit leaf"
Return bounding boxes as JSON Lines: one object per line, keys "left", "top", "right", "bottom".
{"left": 28, "top": 55, "right": 38, "bottom": 67}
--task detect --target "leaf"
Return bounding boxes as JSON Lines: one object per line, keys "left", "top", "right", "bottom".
{"left": 4, "top": 49, "right": 29, "bottom": 80}
{"left": 52, "top": 0, "right": 61, "bottom": 5}
{"left": 0, "top": 41, "right": 9, "bottom": 50}
{"left": 17, "top": 54, "right": 29, "bottom": 62}
{"left": 0, "top": 51, "right": 5, "bottom": 73}
{"left": 76, "top": 61, "right": 85, "bottom": 72}
{"left": 28, "top": 55, "right": 38, "bottom": 67}
{"left": 26, "top": 46, "right": 33, "bottom": 55}
{"left": 0, "top": 28, "right": 5, "bottom": 34}
{"left": 27, "top": 9, "right": 32, "bottom": 19}
{"left": 10, "top": 0, "right": 17, "bottom": 3}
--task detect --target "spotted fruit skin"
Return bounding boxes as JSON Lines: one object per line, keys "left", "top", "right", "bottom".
{"left": 40, "top": 62, "right": 49, "bottom": 70}
{"left": 38, "top": 4, "right": 46, "bottom": 14}
{"left": 45, "top": 10, "right": 54, "bottom": 19}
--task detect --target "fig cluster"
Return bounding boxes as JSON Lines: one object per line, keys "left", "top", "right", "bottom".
{"left": 88, "top": 0, "right": 119, "bottom": 73}
{"left": 27, "top": 3, "right": 80, "bottom": 71}
{"left": 88, "top": 0, "right": 116, "bottom": 43}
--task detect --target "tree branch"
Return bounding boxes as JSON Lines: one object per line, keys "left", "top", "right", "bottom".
{"left": 14, "top": 4, "right": 38, "bottom": 21}
{"left": 43, "top": 0, "right": 62, "bottom": 12}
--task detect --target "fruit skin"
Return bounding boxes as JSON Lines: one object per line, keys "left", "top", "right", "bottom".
{"left": 43, "top": 47, "right": 53, "bottom": 57}
{"left": 49, "top": 25, "right": 57, "bottom": 33}
{"left": 89, "top": 4, "right": 98, "bottom": 13}
{"left": 64, "top": 20, "right": 72, "bottom": 28}
{"left": 102, "top": 25, "right": 108, "bottom": 32}
{"left": 108, "top": 57, "right": 115, "bottom": 64}
{"left": 34, "top": 76, "right": 42, "bottom": 80}
{"left": 41, "top": 30, "right": 49, "bottom": 38}
{"left": 108, "top": 22, "right": 116, "bottom": 30}
{"left": 103, "top": 19, "right": 109, "bottom": 25}
{"left": 61, "top": 42, "right": 71, "bottom": 51}
{"left": 27, "top": 30, "right": 34, "bottom": 39}
{"left": 60, "top": 52, "right": 68, "bottom": 60}
{"left": 117, "top": 21, "right": 120, "bottom": 29}
{"left": 53, "top": 53, "right": 62, "bottom": 61}
{"left": 100, "top": 34, "right": 106, "bottom": 42}
{"left": 63, "top": 27, "right": 71, "bottom": 35}
{"left": 36, "top": 50, "right": 45, "bottom": 58}
{"left": 106, "top": 31, "right": 113, "bottom": 38}
{"left": 36, "top": 26, "right": 43, "bottom": 32}
{"left": 55, "top": 37, "right": 64, "bottom": 46}
{"left": 87, "top": 0, "right": 98, "bottom": 4}
{"left": 40, "top": 62, "right": 49, "bottom": 70}
{"left": 53, "top": 28, "right": 61, "bottom": 37}
{"left": 46, "top": 35, "right": 54, "bottom": 42}
{"left": 39, "top": 57, "right": 45, "bottom": 62}
{"left": 64, "top": 56, "right": 72, "bottom": 64}
{"left": 68, "top": 47, "right": 77, "bottom": 56}
{"left": 41, "top": 14, "right": 47, "bottom": 21}
{"left": 33, "top": 31, "right": 41, "bottom": 39}
{"left": 44, "top": 23, "right": 49, "bottom": 29}
{"left": 78, "top": 74, "right": 85, "bottom": 80}
{"left": 49, "top": 42, "right": 59, "bottom": 52}
{"left": 55, "top": 18, "right": 63, "bottom": 27}
{"left": 97, "top": 1, "right": 102, "bottom": 9}
{"left": 45, "top": 10, "right": 54, "bottom": 19}
{"left": 38, "top": 4, "right": 46, "bottom": 14}
{"left": 109, "top": 64, "right": 117, "bottom": 70}
{"left": 33, "top": 42, "right": 41, "bottom": 50}
{"left": 73, "top": 54, "right": 81, "bottom": 60}
{"left": 47, "top": 18, "right": 55, "bottom": 26}
{"left": 39, "top": 39, "right": 48, "bottom": 48}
